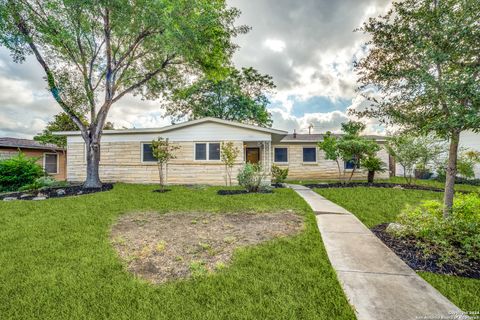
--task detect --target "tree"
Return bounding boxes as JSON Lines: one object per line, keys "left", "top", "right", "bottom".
{"left": 165, "top": 67, "right": 274, "bottom": 127}
{"left": 317, "top": 132, "right": 342, "bottom": 182}
{"left": 0, "top": 0, "right": 245, "bottom": 188}
{"left": 220, "top": 141, "right": 239, "bottom": 186}
{"left": 361, "top": 155, "right": 386, "bottom": 183}
{"left": 336, "top": 121, "right": 380, "bottom": 182}
{"left": 34, "top": 112, "right": 114, "bottom": 149}
{"left": 354, "top": 0, "right": 480, "bottom": 216}
{"left": 386, "top": 134, "right": 424, "bottom": 185}
{"left": 150, "top": 137, "right": 179, "bottom": 192}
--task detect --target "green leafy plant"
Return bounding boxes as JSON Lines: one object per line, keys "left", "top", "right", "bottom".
{"left": 0, "top": 152, "right": 44, "bottom": 192}
{"left": 220, "top": 142, "right": 240, "bottom": 186}
{"left": 317, "top": 132, "right": 342, "bottom": 182}
{"left": 151, "top": 138, "right": 180, "bottom": 191}
{"left": 18, "top": 176, "right": 68, "bottom": 192}
{"left": 360, "top": 156, "right": 386, "bottom": 183}
{"left": 237, "top": 163, "right": 270, "bottom": 193}
{"left": 437, "top": 149, "right": 480, "bottom": 181}
{"left": 271, "top": 164, "right": 288, "bottom": 185}
{"left": 389, "top": 193, "right": 480, "bottom": 266}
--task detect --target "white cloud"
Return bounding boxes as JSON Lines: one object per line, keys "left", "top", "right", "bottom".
{"left": 263, "top": 39, "right": 286, "bottom": 52}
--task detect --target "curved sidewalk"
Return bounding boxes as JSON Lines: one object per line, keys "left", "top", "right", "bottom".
{"left": 288, "top": 184, "right": 467, "bottom": 320}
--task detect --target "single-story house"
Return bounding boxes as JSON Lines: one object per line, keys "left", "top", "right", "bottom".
{"left": 0, "top": 137, "right": 66, "bottom": 180}
{"left": 57, "top": 117, "right": 390, "bottom": 185}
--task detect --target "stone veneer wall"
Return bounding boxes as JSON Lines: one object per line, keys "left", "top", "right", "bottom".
{"left": 271, "top": 143, "right": 390, "bottom": 180}
{"left": 67, "top": 141, "right": 246, "bottom": 185}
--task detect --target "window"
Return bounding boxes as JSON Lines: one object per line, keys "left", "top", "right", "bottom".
{"left": 209, "top": 143, "right": 220, "bottom": 160}
{"left": 344, "top": 158, "right": 360, "bottom": 170}
{"left": 274, "top": 147, "right": 288, "bottom": 163}
{"left": 142, "top": 143, "right": 156, "bottom": 162}
{"left": 44, "top": 153, "right": 58, "bottom": 174}
{"left": 195, "top": 143, "right": 207, "bottom": 160}
{"left": 195, "top": 142, "right": 221, "bottom": 161}
{"left": 303, "top": 147, "right": 317, "bottom": 162}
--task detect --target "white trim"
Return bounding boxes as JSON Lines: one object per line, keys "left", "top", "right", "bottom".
{"left": 302, "top": 146, "right": 318, "bottom": 163}
{"left": 273, "top": 146, "right": 289, "bottom": 164}
{"left": 53, "top": 117, "right": 288, "bottom": 136}
{"left": 43, "top": 152, "right": 59, "bottom": 174}
{"left": 194, "top": 142, "right": 221, "bottom": 162}
{"left": 140, "top": 142, "right": 157, "bottom": 164}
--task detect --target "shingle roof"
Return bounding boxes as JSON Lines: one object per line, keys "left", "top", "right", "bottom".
{"left": 0, "top": 137, "right": 63, "bottom": 151}
{"left": 280, "top": 133, "right": 386, "bottom": 142}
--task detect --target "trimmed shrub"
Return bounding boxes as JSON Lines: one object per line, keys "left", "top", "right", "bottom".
{"left": 0, "top": 153, "right": 44, "bottom": 192}
{"left": 271, "top": 164, "right": 288, "bottom": 184}
{"left": 237, "top": 163, "right": 271, "bottom": 193}
{"left": 389, "top": 193, "right": 480, "bottom": 265}
{"left": 18, "top": 176, "right": 68, "bottom": 191}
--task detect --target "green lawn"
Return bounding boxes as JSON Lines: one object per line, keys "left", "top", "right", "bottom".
{"left": 315, "top": 187, "right": 480, "bottom": 312}
{"left": 0, "top": 184, "right": 355, "bottom": 320}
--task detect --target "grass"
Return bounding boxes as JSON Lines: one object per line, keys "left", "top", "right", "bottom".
{"left": 287, "top": 176, "right": 479, "bottom": 192}
{"left": 0, "top": 184, "right": 355, "bottom": 320}
{"left": 315, "top": 186, "right": 480, "bottom": 311}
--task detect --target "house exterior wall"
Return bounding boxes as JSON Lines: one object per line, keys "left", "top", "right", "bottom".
{"left": 271, "top": 143, "right": 390, "bottom": 180}
{"left": 66, "top": 121, "right": 274, "bottom": 185}
{"left": 0, "top": 147, "right": 66, "bottom": 180}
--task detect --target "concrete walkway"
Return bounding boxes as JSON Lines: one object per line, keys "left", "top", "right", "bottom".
{"left": 288, "top": 184, "right": 467, "bottom": 320}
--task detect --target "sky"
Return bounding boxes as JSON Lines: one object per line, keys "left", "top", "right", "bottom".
{"left": 0, "top": 0, "right": 394, "bottom": 138}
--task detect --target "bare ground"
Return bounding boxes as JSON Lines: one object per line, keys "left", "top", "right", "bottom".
{"left": 110, "top": 212, "right": 304, "bottom": 284}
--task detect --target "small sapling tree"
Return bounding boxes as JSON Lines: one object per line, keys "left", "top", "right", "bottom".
{"left": 220, "top": 141, "right": 240, "bottom": 186}
{"left": 361, "top": 155, "right": 386, "bottom": 183}
{"left": 317, "top": 132, "right": 342, "bottom": 182}
{"left": 151, "top": 138, "right": 179, "bottom": 192}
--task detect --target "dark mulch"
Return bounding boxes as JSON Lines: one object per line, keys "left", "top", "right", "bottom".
{"left": 0, "top": 183, "right": 113, "bottom": 201}
{"left": 271, "top": 183, "right": 286, "bottom": 188}
{"left": 217, "top": 189, "right": 273, "bottom": 196}
{"left": 153, "top": 189, "right": 172, "bottom": 193}
{"left": 304, "top": 182, "right": 455, "bottom": 193}
{"left": 372, "top": 223, "right": 480, "bottom": 279}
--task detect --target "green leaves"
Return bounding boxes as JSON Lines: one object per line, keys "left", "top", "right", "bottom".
{"left": 165, "top": 67, "right": 275, "bottom": 127}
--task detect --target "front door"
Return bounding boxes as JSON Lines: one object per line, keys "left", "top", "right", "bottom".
{"left": 245, "top": 147, "right": 260, "bottom": 164}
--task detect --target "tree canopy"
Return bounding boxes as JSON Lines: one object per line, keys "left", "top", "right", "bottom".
{"left": 0, "top": 0, "right": 245, "bottom": 187}
{"left": 354, "top": 0, "right": 480, "bottom": 215}
{"left": 165, "top": 67, "right": 274, "bottom": 127}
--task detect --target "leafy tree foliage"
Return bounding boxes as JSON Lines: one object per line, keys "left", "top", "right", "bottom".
{"left": 151, "top": 137, "right": 179, "bottom": 191}
{"left": 0, "top": 152, "right": 44, "bottom": 192}
{"left": 354, "top": 0, "right": 480, "bottom": 216}
{"left": 166, "top": 67, "right": 274, "bottom": 127}
{"left": 317, "top": 132, "right": 342, "bottom": 181}
{"left": 361, "top": 155, "right": 386, "bottom": 183}
{"left": 0, "top": 0, "right": 245, "bottom": 188}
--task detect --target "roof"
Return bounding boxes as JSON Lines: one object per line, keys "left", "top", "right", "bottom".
{"left": 54, "top": 117, "right": 288, "bottom": 136}
{"left": 0, "top": 137, "right": 64, "bottom": 151}
{"left": 280, "top": 133, "right": 387, "bottom": 143}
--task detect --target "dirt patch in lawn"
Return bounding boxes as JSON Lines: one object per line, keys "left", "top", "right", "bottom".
{"left": 110, "top": 212, "right": 304, "bottom": 284}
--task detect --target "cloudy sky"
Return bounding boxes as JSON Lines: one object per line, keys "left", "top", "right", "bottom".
{"left": 0, "top": 0, "right": 392, "bottom": 138}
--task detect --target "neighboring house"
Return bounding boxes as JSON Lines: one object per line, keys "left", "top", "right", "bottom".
{"left": 57, "top": 117, "right": 390, "bottom": 185}
{"left": 0, "top": 137, "right": 66, "bottom": 180}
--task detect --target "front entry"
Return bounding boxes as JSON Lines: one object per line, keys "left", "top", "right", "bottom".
{"left": 245, "top": 147, "right": 260, "bottom": 164}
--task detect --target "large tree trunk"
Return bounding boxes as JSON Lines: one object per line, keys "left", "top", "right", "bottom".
{"left": 84, "top": 134, "right": 102, "bottom": 189}
{"left": 443, "top": 130, "right": 460, "bottom": 218}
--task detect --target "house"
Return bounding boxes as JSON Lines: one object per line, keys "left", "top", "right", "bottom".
{"left": 0, "top": 137, "right": 66, "bottom": 180}
{"left": 57, "top": 117, "right": 390, "bottom": 185}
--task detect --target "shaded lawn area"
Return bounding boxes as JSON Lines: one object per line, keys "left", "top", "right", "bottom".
{"left": 315, "top": 187, "right": 480, "bottom": 312}
{"left": 287, "top": 177, "right": 479, "bottom": 192}
{"left": 0, "top": 184, "right": 355, "bottom": 320}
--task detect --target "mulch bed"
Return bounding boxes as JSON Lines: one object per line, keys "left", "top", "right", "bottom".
{"left": 153, "top": 189, "right": 172, "bottom": 193}
{"left": 0, "top": 183, "right": 113, "bottom": 201}
{"left": 217, "top": 189, "right": 273, "bottom": 195}
{"left": 111, "top": 211, "right": 304, "bottom": 284}
{"left": 304, "top": 182, "right": 455, "bottom": 193}
{"left": 372, "top": 223, "right": 480, "bottom": 279}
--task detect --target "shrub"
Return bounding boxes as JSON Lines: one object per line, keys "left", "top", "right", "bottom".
{"left": 237, "top": 163, "right": 271, "bottom": 193}
{"left": 0, "top": 153, "right": 44, "bottom": 192}
{"left": 18, "top": 176, "right": 68, "bottom": 191}
{"left": 389, "top": 193, "right": 480, "bottom": 265}
{"left": 360, "top": 155, "right": 386, "bottom": 183}
{"left": 271, "top": 164, "right": 288, "bottom": 184}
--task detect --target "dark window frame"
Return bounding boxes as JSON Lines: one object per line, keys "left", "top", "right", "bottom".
{"left": 43, "top": 153, "right": 58, "bottom": 174}
{"left": 274, "top": 147, "right": 288, "bottom": 163}
{"left": 141, "top": 143, "right": 157, "bottom": 163}
{"left": 208, "top": 142, "right": 221, "bottom": 160}
{"left": 303, "top": 147, "right": 317, "bottom": 163}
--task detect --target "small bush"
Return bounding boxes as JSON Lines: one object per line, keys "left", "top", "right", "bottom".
{"left": 389, "top": 193, "right": 480, "bottom": 265}
{"left": 237, "top": 163, "right": 271, "bottom": 193}
{"left": 18, "top": 176, "right": 68, "bottom": 191}
{"left": 0, "top": 153, "right": 44, "bottom": 192}
{"left": 271, "top": 164, "right": 288, "bottom": 184}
